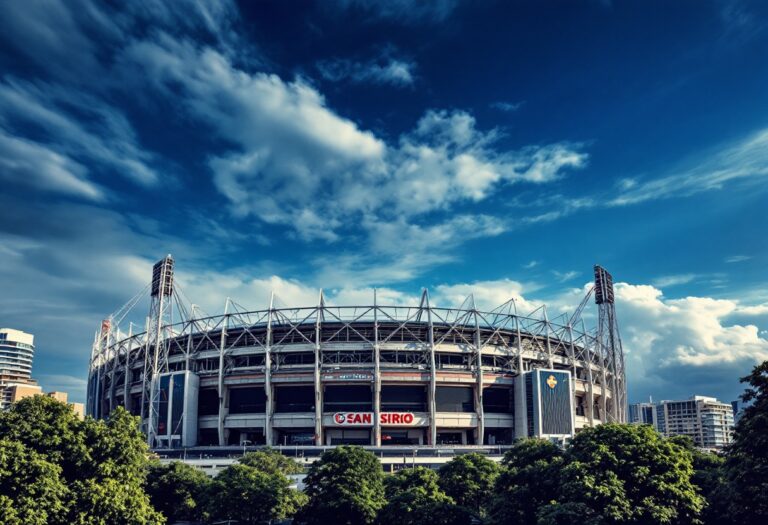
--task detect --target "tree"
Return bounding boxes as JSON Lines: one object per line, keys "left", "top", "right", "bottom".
{"left": 0, "top": 439, "right": 69, "bottom": 525}
{"left": 240, "top": 447, "right": 303, "bottom": 475}
{"left": 438, "top": 452, "right": 499, "bottom": 516}
{"left": 146, "top": 461, "right": 211, "bottom": 522}
{"left": 539, "top": 424, "right": 704, "bottom": 525}
{"left": 0, "top": 396, "right": 164, "bottom": 525}
{"left": 378, "top": 466, "right": 471, "bottom": 525}
{"left": 0, "top": 394, "right": 88, "bottom": 480}
{"left": 299, "top": 445, "right": 386, "bottom": 525}
{"left": 669, "top": 436, "right": 729, "bottom": 525}
{"left": 724, "top": 359, "right": 768, "bottom": 523}
{"left": 206, "top": 463, "right": 303, "bottom": 524}
{"left": 489, "top": 438, "right": 564, "bottom": 525}
{"left": 69, "top": 477, "right": 165, "bottom": 525}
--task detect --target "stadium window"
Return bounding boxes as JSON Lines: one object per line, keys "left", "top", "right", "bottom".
{"left": 381, "top": 385, "right": 427, "bottom": 412}
{"left": 228, "top": 387, "right": 266, "bottom": 414}
{"left": 324, "top": 385, "right": 372, "bottom": 412}
{"left": 274, "top": 385, "right": 314, "bottom": 413}
{"left": 435, "top": 386, "right": 474, "bottom": 412}
{"left": 482, "top": 387, "right": 514, "bottom": 414}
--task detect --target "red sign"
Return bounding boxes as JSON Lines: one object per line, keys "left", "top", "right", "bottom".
{"left": 381, "top": 412, "right": 414, "bottom": 425}
{"left": 332, "top": 412, "right": 416, "bottom": 426}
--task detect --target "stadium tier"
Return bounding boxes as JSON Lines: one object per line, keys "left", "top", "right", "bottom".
{"left": 87, "top": 257, "right": 626, "bottom": 449}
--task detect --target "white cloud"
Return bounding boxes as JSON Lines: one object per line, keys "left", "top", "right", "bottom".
{"left": 621, "top": 287, "right": 767, "bottom": 373}
{"left": 432, "top": 279, "right": 543, "bottom": 314}
{"left": 118, "top": 34, "right": 588, "bottom": 268}
{"left": 327, "top": 0, "right": 459, "bottom": 23}
{"left": 733, "top": 304, "right": 768, "bottom": 317}
{"left": 0, "top": 80, "right": 159, "bottom": 187}
{"left": 0, "top": 131, "right": 104, "bottom": 200}
{"left": 552, "top": 270, "right": 579, "bottom": 283}
{"left": 36, "top": 374, "right": 88, "bottom": 402}
{"left": 504, "top": 127, "right": 768, "bottom": 229}
{"left": 725, "top": 255, "right": 751, "bottom": 263}
{"left": 609, "top": 128, "right": 768, "bottom": 207}
{"left": 651, "top": 274, "right": 699, "bottom": 288}
{"left": 317, "top": 54, "right": 416, "bottom": 87}
{"left": 179, "top": 273, "right": 321, "bottom": 313}
{"left": 490, "top": 101, "right": 525, "bottom": 112}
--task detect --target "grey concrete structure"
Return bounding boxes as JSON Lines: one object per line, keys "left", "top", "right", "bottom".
{"left": 87, "top": 258, "right": 627, "bottom": 449}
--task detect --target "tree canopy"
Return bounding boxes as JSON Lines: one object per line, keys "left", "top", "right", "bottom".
{"left": 205, "top": 463, "right": 304, "bottom": 524}
{"left": 0, "top": 439, "right": 69, "bottom": 525}
{"left": 299, "top": 445, "right": 386, "bottom": 525}
{"left": 724, "top": 360, "right": 768, "bottom": 523}
{"left": 378, "top": 466, "right": 471, "bottom": 525}
{"left": 539, "top": 424, "right": 704, "bottom": 525}
{"left": 489, "top": 438, "right": 564, "bottom": 525}
{"left": 239, "top": 447, "right": 304, "bottom": 475}
{"left": 438, "top": 451, "right": 499, "bottom": 516}
{"left": 0, "top": 396, "right": 164, "bottom": 525}
{"left": 146, "top": 461, "right": 211, "bottom": 523}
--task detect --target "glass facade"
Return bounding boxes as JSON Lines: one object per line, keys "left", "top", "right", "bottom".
{"left": 0, "top": 329, "right": 36, "bottom": 410}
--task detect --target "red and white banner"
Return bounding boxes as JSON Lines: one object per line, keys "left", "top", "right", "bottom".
{"left": 332, "top": 412, "right": 416, "bottom": 426}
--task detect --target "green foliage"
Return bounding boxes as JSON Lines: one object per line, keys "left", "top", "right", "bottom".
{"left": 206, "top": 463, "right": 305, "bottom": 524}
{"left": 239, "top": 447, "right": 304, "bottom": 475}
{"left": 378, "top": 467, "right": 470, "bottom": 525}
{"left": 438, "top": 451, "right": 499, "bottom": 516}
{"left": 0, "top": 394, "right": 88, "bottom": 479}
{"left": 299, "top": 445, "right": 386, "bottom": 525}
{"left": 0, "top": 396, "right": 164, "bottom": 525}
{"left": 670, "top": 436, "right": 730, "bottom": 525}
{"left": 724, "top": 360, "right": 768, "bottom": 523}
{"left": 540, "top": 424, "right": 704, "bottom": 525}
{"left": 146, "top": 461, "right": 211, "bottom": 522}
{"left": 489, "top": 438, "right": 565, "bottom": 525}
{"left": 0, "top": 439, "right": 69, "bottom": 525}
{"left": 68, "top": 477, "right": 164, "bottom": 525}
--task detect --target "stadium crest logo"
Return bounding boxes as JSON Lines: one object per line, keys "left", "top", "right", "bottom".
{"left": 334, "top": 413, "right": 346, "bottom": 424}
{"left": 546, "top": 374, "right": 558, "bottom": 389}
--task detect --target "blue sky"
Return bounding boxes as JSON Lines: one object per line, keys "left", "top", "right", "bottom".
{"left": 1, "top": 0, "right": 767, "bottom": 405}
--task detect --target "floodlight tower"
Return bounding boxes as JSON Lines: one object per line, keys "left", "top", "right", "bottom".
{"left": 144, "top": 255, "right": 175, "bottom": 447}
{"left": 594, "top": 265, "right": 627, "bottom": 423}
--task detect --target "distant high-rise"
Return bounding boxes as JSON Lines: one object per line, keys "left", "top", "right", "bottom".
{"left": 629, "top": 395, "right": 734, "bottom": 450}
{"left": 0, "top": 328, "right": 38, "bottom": 409}
{"left": 628, "top": 401, "right": 656, "bottom": 426}
{"left": 1, "top": 328, "right": 85, "bottom": 417}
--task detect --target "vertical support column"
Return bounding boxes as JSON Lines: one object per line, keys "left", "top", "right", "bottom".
{"left": 567, "top": 323, "right": 578, "bottom": 425}
{"left": 139, "top": 317, "right": 151, "bottom": 433}
{"left": 314, "top": 291, "right": 324, "bottom": 446}
{"left": 373, "top": 290, "right": 381, "bottom": 446}
{"left": 608, "top": 309, "right": 621, "bottom": 422}
{"left": 544, "top": 308, "right": 554, "bottom": 369}
{"left": 515, "top": 317, "right": 524, "bottom": 375}
{"left": 147, "top": 262, "right": 169, "bottom": 448}
{"left": 185, "top": 329, "right": 193, "bottom": 372}
{"left": 264, "top": 293, "right": 275, "bottom": 446}
{"left": 599, "top": 333, "right": 608, "bottom": 424}
{"left": 582, "top": 321, "right": 595, "bottom": 426}
{"left": 108, "top": 342, "right": 117, "bottom": 415}
{"left": 86, "top": 331, "right": 96, "bottom": 417}
{"left": 514, "top": 316, "right": 526, "bottom": 439}
{"left": 123, "top": 325, "right": 133, "bottom": 411}
{"left": 473, "top": 309, "right": 485, "bottom": 445}
{"left": 425, "top": 292, "right": 437, "bottom": 446}
{"left": 217, "top": 300, "right": 230, "bottom": 446}
{"left": 99, "top": 326, "right": 110, "bottom": 419}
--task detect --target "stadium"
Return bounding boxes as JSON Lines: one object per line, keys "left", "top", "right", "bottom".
{"left": 87, "top": 256, "right": 626, "bottom": 452}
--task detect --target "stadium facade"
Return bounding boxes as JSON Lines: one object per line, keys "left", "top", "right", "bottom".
{"left": 87, "top": 257, "right": 627, "bottom": 449}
